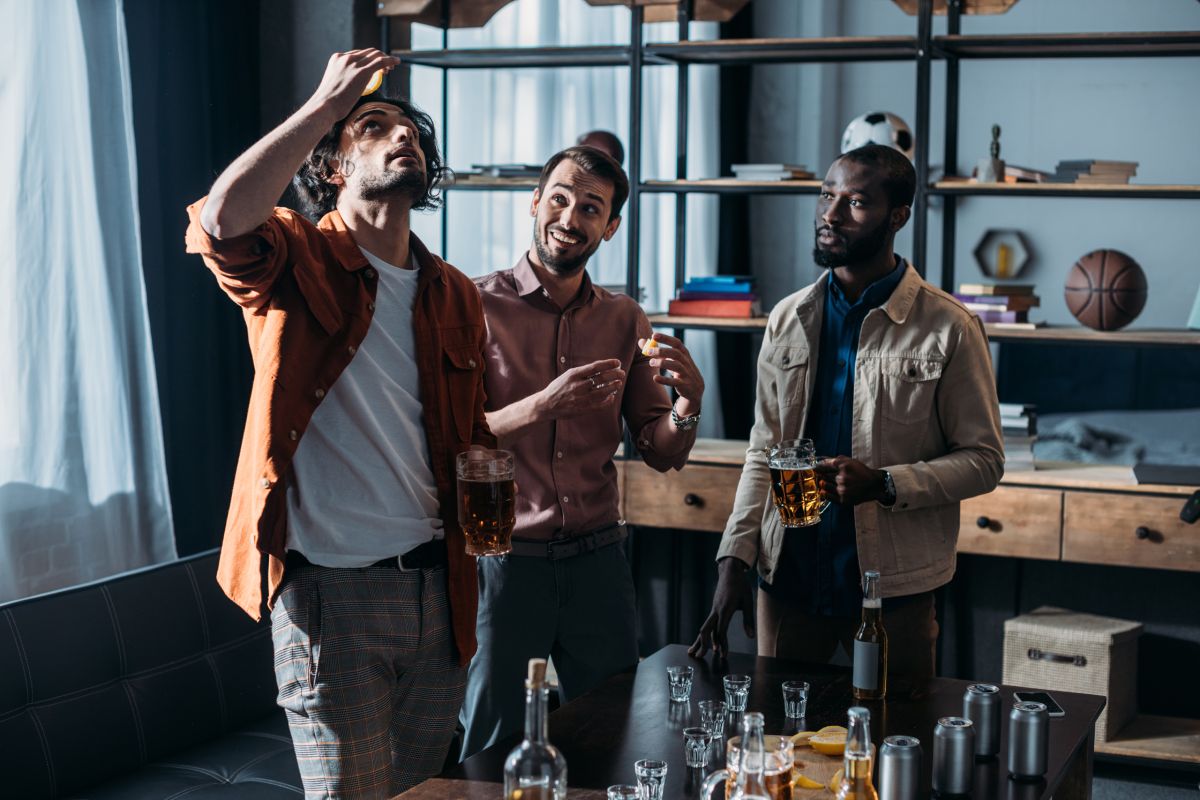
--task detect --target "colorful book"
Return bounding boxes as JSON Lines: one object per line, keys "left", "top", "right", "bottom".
{"left": 974, "top": 309, "right": 1027, "bottom": 324}
{"left": 678, "top": 290, "right": 761, "bottom": 301}
{"left": 957, "top": 294, "right": 1041, "bottom": 312}
{"left": 668, "top": 298, "right": 761, "bottom": 318}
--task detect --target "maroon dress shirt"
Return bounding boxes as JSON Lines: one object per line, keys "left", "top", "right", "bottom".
{"left": 475, "top": 255, "right": 697, "bottom": 542}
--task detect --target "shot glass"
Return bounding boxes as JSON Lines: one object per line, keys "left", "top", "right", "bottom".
{"left": 698, "top": 699, "right": 727, "bottom": 739}
{"left": 782, "top": 680, "right": 810, "bottom": 719}
{"left": 723, "top": 674, "right": 751, "bottom": 712}
{"left": 683, "top": 726, "right": 713, "bottom": 768}
{"left": 634, "top": 759, "right": 668, "bottom": 800}
{"left": 667, "top": 665, "right": 694, "bottom": 702}
{"left": 607, "top": 785, "right": 641, "bottom": 800}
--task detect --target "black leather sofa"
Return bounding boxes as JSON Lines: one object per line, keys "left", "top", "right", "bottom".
{"left": 0, "top": 549, "right": 302, "bottom": 798}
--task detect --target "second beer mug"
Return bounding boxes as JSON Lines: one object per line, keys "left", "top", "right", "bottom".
{"left": 457, "top": 449, "right": 516, "bottom": 556}
{"left": 768, "top": 439, "right": 830, "bottom": 528}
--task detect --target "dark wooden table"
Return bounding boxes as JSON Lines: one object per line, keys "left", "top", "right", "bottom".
{"left": 437, "top": 644, "right": 1105, "bottom": 800}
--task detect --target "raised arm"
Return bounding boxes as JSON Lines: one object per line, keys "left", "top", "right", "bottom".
{"left": 200, "top": 49, "right": 398, "bottom": 239}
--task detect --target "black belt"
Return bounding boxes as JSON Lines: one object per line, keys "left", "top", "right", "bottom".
{"left": 508, "top": 522, "right": 628, "bottom": 561}
{"left": 286, "top": 539, "right": 446, "bottom": 572}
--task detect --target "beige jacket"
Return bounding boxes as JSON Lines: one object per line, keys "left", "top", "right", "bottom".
{"left": 716, "top": 264, "right": 1004, "bottom": 598}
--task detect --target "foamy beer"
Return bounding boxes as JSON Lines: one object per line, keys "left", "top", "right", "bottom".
{"left": 767, "top": 439, "right": 829, "bottom": 528}
{"left": 456, "top": 449, "right": 516, "bottom": 556}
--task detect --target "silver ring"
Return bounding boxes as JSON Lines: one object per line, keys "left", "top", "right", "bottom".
{"left": 589, "top": 375, "right": 598, "bottom": 390}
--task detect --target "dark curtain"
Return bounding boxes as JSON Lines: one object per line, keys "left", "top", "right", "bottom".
{"left": 123, "top": 0, "right": 262, "bottom": 555}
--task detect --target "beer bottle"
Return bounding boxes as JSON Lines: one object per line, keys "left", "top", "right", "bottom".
{"left": 730, "top": 712, "right": 772, "bottom": 800}
{"left": 852, "top": 570, "right": 888, "bottom": 701}
{"left": 834, "top": 707, "right": 879, "bottom": 800}
{"left": 504, "top": 659, "right": 567, "bottom": 800}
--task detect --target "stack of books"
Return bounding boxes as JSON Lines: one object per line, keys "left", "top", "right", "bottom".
{"left": 467, "top": 163, "right": 543, "bottom": 178}
{"left": 667, "top": 276, "right": 761, "bottom": 318}
{"left": 1045, "top": 159, "right": 1138, "bottom": 184}
{"left": 1000, "top": 402, "right": 1037, "bottom": 470}
{"left": 730, "top": 163, "right": 814, "bottom": 181}
{"left": 955, "top": 283, "right": 1043, "bottom": 329}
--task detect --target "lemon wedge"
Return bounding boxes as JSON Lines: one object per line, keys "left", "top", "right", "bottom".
{"left": 789, "top": 730, "right": 817, "bottom": 745}
{"left": 808, "top": 730, "right": 847, "bottom": 757}
{"left": 828, "top": 768, "right": 844, "bottom": 793}
{"left": 790, "top": 773, "right": 824, "bottom": 790}
{"left": 362, "top": 69, "right": 384, "bottom": 96}
{"left": 816, "top": 725, "right": 847, "bottom": 735}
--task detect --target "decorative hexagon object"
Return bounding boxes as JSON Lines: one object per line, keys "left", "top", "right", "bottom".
{"left": 973, "top": 229, "right": 1031, "bottom": 280}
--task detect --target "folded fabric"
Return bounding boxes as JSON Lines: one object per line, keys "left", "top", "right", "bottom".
{"left": 1033, "top": 419, "right": 1146, "bottom": 465}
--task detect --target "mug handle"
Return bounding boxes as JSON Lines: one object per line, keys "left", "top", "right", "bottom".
{"left": 700, "top": 769, "right": 728, "bottom": 800}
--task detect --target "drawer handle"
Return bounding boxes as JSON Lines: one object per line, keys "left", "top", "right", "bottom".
{"left": 684, "top": 493, "right": 704, "bottom": 507}
{"left": 1135, "top": 526, "right": 1151, "bottom": 540}
{"left": 1028, "top": 648, "right": 1087, "bottom": 667}
{"left": 976, "top": 516, "right": 993, "bottom": 530}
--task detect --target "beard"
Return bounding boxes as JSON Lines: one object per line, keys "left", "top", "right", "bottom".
{"left": 357, "top": 165, "right": 427, "bottom": 204}
{"left": 812, "top": 216, "right": 891, "bottom": 268}
{"left": 532, "top": 221, "right": 602, "bottom": 276}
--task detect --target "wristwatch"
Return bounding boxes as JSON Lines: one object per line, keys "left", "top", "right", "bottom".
{"left": 879, "top": 470, "right": 897, "bottom": 507}
{"left": 671, "top": 406, "right": 701, "bottom": 431}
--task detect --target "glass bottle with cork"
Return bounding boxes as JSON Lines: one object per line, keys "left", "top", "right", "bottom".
{"left": 504, "top": 658, "right": 567, "bottom": 800}
{"left": 852, "top": 570, "right": 888, "bottom": 701}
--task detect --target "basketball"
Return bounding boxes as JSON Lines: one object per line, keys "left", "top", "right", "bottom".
{"left": 1064, "top": 249, "right": 1147, "bottom": 331}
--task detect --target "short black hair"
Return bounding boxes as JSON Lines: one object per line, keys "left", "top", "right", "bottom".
{"left": 537, "top": 146, "right": 629, "bottom": 222}
{"left": 293, "top": 95, "right": 448, "bottom": 220}
{"left": 575, "top": 130, "right": 625, "bottom": 165}
{"left": 837, "top": 144, "right": 916, "bottom": 210}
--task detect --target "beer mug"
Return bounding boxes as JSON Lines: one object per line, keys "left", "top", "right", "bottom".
{"left": 700, "top": 734, "right": 795, "bottom": 800}
{"left": 456, "top": 449, "right": 516, "bottom": 556}
{"left": 767, "top": 439, "right": 829, "bottom": 528}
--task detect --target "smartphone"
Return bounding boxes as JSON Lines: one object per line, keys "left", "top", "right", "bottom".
{"left": 1013, "top": 690, "right": 1066, "bottom": 717}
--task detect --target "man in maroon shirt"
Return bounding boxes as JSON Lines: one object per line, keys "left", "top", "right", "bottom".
{"left": 459, "top": 146, "right": 707, "bottom": 756}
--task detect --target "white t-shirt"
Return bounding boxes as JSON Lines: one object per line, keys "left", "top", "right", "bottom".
{"left": 285, "top": 247, "right": 442, "bottom": 566}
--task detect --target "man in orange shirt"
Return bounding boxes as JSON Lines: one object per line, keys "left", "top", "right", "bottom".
{"left": 185, "top": 49, "right": 492, "bottom": 797}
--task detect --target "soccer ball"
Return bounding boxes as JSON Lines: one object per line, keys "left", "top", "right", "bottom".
{"left": 841, "top": 112, "right": 915, "bottom": 161}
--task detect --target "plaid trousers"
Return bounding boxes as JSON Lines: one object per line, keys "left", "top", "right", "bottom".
{"left": 271, "top": 561, "right": 466, "bottom": 799}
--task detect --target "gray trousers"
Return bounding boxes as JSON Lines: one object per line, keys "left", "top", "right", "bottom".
{"left": 458, "top": 542, "right": 639, "bottom": 759}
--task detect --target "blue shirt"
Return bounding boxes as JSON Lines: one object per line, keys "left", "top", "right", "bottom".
{"left": 761, "top": 258, "right": 906, "bottom": 616}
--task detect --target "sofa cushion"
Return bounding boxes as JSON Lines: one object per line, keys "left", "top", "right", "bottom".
{"left": 0, "top": 549, "right": 298, "bottom": 798}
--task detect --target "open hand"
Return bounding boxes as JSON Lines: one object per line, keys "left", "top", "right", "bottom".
{"left": 689, "top": 557, "right": 755, "bottom": 660}
{"left": 538, "top": 359, "right": 626, "bottom": 420}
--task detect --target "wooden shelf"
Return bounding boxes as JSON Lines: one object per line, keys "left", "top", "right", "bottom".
{"left": 934, "top": 31, "right": 1200, "bottom": 59}
{"left": 645, "top": 36, "right": 917, "bottom": 65}
{"left": 446, "top": 175, "right": 538, "bottom": 191}
{"left": 646, "top": 314, "right": 767, "bottom": 332}
{"left": 1096, "top": 715, "right": 1200, "bottom": 765}
{"left": 393, "top": 45, "right": 633, "bottom": 69}
{"left": 641, "top": 178, "right": 821, "bottom": 195}
{"left": 932, "top": 180, "right": 1200, "bottom": 199}
{"left": 984, "top": 325, "right": 1200, "bottom": 348}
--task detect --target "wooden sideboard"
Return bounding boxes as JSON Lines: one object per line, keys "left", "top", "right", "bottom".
{"left": 616, "top": 438, "right": 1200, "bottom": 573}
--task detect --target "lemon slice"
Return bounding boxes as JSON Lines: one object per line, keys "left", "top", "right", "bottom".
{"left": 789, "top": 730, "right": 817, "bottom": 745}
{"left": 362, "top": 69, "right": 384, "bottom": 96}
{"left": 808, "top": 730, "right": 847, "bottom": 757}
{"left": 790, "top": 773, "right": 824, "bottom": 790}
{"left": 828, "top": 768, "right": 844, "bottom": 793}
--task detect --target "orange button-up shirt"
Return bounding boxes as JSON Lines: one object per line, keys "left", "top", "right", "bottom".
{"left": 185, "top": 199, "right": 494, "bottom": 665}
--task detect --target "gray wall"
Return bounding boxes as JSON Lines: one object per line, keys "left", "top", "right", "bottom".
{"left": 749, "top": 0, "right": 1200, "bottom": 328}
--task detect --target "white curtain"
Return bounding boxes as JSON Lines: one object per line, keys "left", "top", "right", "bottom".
{"left": 0, "top": 0, "right": 175, "bottom": 602}
{"left": 409, "top": 0, "right": 725, "bottom": 437}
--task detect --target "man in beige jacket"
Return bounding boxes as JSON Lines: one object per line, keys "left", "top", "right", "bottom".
{"left": 690, "top": 145, "right": 1003, "bottom": 680}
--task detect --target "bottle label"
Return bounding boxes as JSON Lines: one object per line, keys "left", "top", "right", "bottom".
{"left": 853, "top": 641, "right": 879, "bottom": 690}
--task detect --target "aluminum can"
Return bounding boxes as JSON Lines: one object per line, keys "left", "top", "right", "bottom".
{"left": 878, "top": 735, "right": 921, "bottom": 800}
{"left": 932, "top": 716, "right": 974, "bottom": 796}
{"left": 1007, "top": 701, "right": 1049, "bottom": 780}
{"left": 963, "top": 683, "right": 1001, "bottom": 759}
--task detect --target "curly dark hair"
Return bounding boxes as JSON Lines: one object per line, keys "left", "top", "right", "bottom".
{"left": 293, "top": 95, "right": 448, "bottom": 220}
